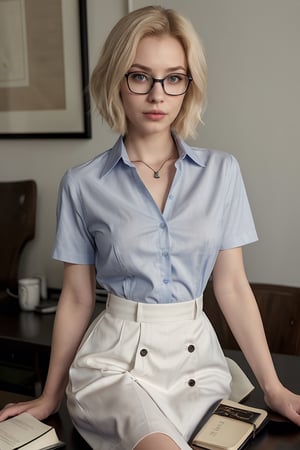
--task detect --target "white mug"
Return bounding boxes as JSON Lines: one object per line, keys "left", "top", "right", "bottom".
{"left": 18, "top": 278, "right": 40, "bottom": 311}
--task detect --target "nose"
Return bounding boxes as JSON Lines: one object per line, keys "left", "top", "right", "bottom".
{"left": 147, "top": 80, "right": 164, "bottom": 102}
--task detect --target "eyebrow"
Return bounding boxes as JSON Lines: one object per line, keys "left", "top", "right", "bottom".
{"left": 130, "top": 63, "right": 187, "bottom": 72}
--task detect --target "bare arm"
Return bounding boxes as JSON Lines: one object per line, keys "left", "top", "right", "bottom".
{"left": 0, "top": 263, "right": 96, "bottom": 421}
{"left": 213, "top": 247, "right": 300, "bottom": 426}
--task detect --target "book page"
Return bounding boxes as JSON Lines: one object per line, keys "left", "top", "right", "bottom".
{"left": 0, "top": 413, "right": 63, "bottom": 450}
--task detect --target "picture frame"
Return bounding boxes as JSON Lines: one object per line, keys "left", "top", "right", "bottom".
{"left": 0, "top": 0, "right": 91, "bottom": 139}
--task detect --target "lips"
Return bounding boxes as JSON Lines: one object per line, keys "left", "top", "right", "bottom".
{"left": 143, "top": 110, "right": 166, "bottom": 120}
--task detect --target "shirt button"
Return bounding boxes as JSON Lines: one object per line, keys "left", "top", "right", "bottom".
{"left": 163, "top": 278, "right": 169, "bottom": 284}
{"left": 140, "top": 348, "right": 148, "bottom": 357}
{"left": 188, "top": 344, "right": 195, "bottom": 353}
{"left": 162, "top": 250, "right": 169, "bottom": 257}
{"left": 188, "top": 379, "right": 196, "bottom": 387}
{"left": 160, "top": 222, "right": 166, "bottom": 229}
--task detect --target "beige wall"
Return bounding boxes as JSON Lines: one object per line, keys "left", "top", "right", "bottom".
{"left": 0, "top": 0, "right": 299, "bottom": 288}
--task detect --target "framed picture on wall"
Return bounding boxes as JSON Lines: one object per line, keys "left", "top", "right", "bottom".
{"left": 0, "top": 0, "right": 91, "bottom": 139}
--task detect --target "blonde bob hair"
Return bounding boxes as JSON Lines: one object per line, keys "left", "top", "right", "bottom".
{"left": 90, "top": 6, "right": 207, "bottom": 139}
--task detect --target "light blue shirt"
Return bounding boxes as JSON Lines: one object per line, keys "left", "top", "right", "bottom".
{"left": 52, "top": 134, "right": 258, "bottom": 303}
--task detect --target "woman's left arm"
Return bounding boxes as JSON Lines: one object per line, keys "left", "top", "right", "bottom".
{"left": 213, "top": 247, "right": 300, "bottom": 426}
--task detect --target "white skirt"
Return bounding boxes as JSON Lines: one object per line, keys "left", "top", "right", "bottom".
{"left": 66, "top": 294, "right": 250, "bottom": 450}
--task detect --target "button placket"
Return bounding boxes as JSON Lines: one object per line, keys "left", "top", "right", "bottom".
{"left": 158, "top": 219, "right": 172, "bottom": 300}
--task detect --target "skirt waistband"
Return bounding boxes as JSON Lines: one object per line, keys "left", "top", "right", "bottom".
{"left": 106, "top": 293, "right": 203, "bottom": 323}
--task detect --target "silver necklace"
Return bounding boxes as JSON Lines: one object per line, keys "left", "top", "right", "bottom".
{"left": 132, "top": 155, "right": 175, "bottom": 179}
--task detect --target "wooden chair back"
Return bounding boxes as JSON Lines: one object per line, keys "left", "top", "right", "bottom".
{"left": 0, "top": 180, "right": 37, "bottom": 295}
{"left": 203, "top": 281, "right": 300, "bottom": 355}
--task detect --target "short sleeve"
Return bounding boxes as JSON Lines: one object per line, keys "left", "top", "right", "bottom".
{"left": 52, "top": 170, "right": 95, "bottom": 264}
{"left": 220, "top": 155, "right": 258, "bottom": 250}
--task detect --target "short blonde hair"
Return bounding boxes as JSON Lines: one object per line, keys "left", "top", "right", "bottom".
{"left": 90, "top": 6, "right": 207, "bottom": 139}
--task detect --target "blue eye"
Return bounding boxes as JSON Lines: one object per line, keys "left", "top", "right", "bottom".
{"left": 130, "top": 73, "right": 149, "bottom": 83}
{"left": 166, "top": 74, "right": 184, "bottom": 84}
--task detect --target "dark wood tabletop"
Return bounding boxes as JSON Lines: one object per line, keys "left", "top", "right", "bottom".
{"left": 0, "top": 297, "right": 106, "bottom": 350}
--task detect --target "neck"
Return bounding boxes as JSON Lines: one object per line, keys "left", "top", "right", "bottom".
{"left": 124, "top": 132, "right": 177, "bottom": 165}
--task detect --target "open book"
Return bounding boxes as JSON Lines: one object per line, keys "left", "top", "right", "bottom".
{"left": 0, "top": 412, "right": 65, "bottom": 449}
{"left": 192, "top": 399, "right": 268, "bottom": 450}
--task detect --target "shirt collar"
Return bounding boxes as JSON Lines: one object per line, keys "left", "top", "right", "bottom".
{"left": 172, "top": 133, "right": 208, "bottom": 168}
{"left": 99, "top": 133, "right": 208, "bottom": 178}
{"left": 98, "top": 136, "right": 129, "bottom": 178}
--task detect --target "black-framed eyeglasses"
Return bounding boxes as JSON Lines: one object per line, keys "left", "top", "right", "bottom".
{"left": 125, "top": 72, "right": 193, "bottom": 96}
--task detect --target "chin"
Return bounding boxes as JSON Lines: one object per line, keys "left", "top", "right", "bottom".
{"left": 143, "top": 122, "right": 172, "bottom": 135}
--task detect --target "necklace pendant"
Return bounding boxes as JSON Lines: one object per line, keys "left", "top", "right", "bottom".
{"left": 153, "top": 171, "right": 160, "bottom": 179}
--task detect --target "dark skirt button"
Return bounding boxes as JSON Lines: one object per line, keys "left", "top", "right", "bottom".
{"left": 188, "top": 344, "right": 195, "bottom": 353}
{"left": 188, "top": 379, "right": 196, "bottom": 387}
{"left": 140, "top": 348, "right": 148, "bottom": 357}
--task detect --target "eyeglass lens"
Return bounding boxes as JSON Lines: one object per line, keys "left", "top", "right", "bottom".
{"left": 126, "top": 73, "right": 191, "bottom": 95}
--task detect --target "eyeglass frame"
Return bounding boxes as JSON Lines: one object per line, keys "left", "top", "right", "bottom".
{"left": 124, "top": 72, "right": 193, "bottom": 96}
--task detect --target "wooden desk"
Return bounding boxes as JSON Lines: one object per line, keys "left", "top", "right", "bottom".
{"left": 0, "top": 300, "right": 299, "bottom": 449}
{"left": 0, "top": 299, "right": 105, "bottom": 394}
{"left": 0, "top": 299, "right": 106, "bottom": 348}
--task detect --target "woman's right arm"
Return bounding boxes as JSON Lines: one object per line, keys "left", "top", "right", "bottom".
{"left": 0, "top": 263, "right": 96, "bottom": 421}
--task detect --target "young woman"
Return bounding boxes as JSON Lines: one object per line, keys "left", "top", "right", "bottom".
{"left": 0, "top": 6, "right": 299, "bottom": 450}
